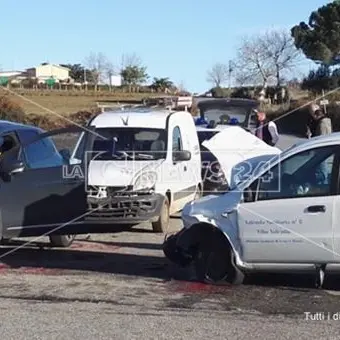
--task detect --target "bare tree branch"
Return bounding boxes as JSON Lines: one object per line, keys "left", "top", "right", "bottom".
{"left": 84, "top": 52, "right": 112, "bottom": 91}
{"left": 120, "top": 53, "right": 142, "bottom": 71}
{"left": 259, "top": 29, "right": 303, "bottom": 86}
{"left": 206, "top": 63, "right": 229, "bottom": 87}
{"left": 233, "top": 29, "right": 302, "bottom": 88}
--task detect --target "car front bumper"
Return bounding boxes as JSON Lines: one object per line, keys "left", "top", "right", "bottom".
{"left": 84, "top": 191, "right": 164, "bottom": 224}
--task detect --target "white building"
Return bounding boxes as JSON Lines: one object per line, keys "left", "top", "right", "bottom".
{"left": 26, "top": 63, "right": 70, "bottom": 82}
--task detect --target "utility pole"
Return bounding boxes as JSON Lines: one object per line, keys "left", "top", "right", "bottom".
{"left": 84, "top": 68, "right": 87, "bottom": 91}
{"left": 228, "top": 60, "right": 233, "bottom": 90}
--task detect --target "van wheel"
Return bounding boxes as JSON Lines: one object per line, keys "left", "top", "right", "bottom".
{"left": 194, "top": 230, "right": 244, "bottom": 285}
{"left": 152, "top": 196, "right": 170, "bottom": 233}
{"left": 49, "top": 235, "right": 75, "bottom": 248}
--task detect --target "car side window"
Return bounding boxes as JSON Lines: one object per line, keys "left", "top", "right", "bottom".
{"left": 19, "top": 131, "right": 64, "bottom": 169}
{"left": 172, "top": 126, "right": 183, "bottom": 153}
{"left": 256, "top": 146, "right": 338, "bottom": 201}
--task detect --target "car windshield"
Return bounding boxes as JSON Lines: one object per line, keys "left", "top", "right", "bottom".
{"left": 90, "top": 127, "right": 167, "bottom": 161}
{"left": 201, "top": 106, "right": 249, "bottom": 125}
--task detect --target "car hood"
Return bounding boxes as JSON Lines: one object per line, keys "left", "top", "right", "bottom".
{"left": 202, "top": 126, "right": 281, "bottom": 183}
{"left": 87, "top": 159, "right": 164, "bottom": 187}
{"left": 182, "top": 189, "right": 243, "bottom": 228}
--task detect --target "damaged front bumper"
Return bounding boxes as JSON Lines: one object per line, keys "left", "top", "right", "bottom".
{"left": 85, "top": 186, "right": 164, "bottom": 224}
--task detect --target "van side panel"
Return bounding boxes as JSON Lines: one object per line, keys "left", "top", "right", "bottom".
{"left": 169, "top": 112, "right": 202, "bottom": 213}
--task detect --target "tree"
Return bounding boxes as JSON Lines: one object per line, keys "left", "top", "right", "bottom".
{"left": 119, "top": 53, "right": 148, "bottom": 91}
{"left": 104, "top": 61, "right": 116, "bottom": 91}
{"left": 150, "top": 77, "right": 174, "bottom": 92}
{"left": 233, "top": 35, "right": 275, "bottom": 88}
{"left": 84, "top": 52, "right": 111, "bottom": 91}
{"left": 120, "top": 52, "right": 143, "bottom": 70}
{"left": 291, "top": 1, "right": 340, "bottom": 65}
{"left": 301, "top": 65, "right": 340, "bottom": 93}
{"left": 206, "top": 63, "right": 229, "bottom": 87}
{"left": 260, "top": 30, "right": 302, "bottom": 86}
{"left": 233, "top": 29, "right": 301, "bottom": 88}
{"left": 60, "top": 64, "right": 93, "bottom": 83}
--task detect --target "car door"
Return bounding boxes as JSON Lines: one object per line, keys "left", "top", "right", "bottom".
{"left": 0, "top": 127, "right": 90, "bottom": 238}
{"left": 236, "top": 144, "right": 340, "bottom": 264}
{"left": 170, "top": 125, "right": 194, "bottom": 205}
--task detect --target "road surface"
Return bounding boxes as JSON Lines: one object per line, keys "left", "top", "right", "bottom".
{"left": 3, "top": 133, "right": 339, "bottom": 340}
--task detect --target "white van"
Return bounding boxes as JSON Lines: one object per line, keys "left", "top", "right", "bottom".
{"left": 70, "top": 107, "right": 202, "bottom": 232}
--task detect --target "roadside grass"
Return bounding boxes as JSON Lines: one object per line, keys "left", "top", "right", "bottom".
{"left": 2, "top": 87, "right": 340, "bottom": 135}
{"left": 0, "top": 89, "right": 155, "bottom": 116}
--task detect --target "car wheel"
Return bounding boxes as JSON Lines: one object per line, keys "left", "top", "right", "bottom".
{"left": 49, "top": 234, "right": 76, "bottom": 248}
{"left": 152, "top": 196, "right": 170, "bottom": 233}
{"left": 194, "top": 230, "right": 244, "bottom": 285}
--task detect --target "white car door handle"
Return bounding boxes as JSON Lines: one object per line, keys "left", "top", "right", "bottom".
{"left": 306, "top": 205, "right": 326, "bottom": 213}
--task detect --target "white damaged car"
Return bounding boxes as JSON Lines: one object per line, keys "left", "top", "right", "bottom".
{"left": 163, "top": 132, "right": 340, "bottom": 288}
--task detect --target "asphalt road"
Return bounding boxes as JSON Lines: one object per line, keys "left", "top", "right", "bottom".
{"left": 3, "top": 133, "right": 340, "bottom": 340}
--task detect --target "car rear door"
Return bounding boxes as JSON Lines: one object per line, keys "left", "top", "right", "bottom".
{"left": 0, "top": 127, "right": 92, "bottom": 237}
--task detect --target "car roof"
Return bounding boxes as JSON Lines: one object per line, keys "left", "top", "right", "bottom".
{"left": 270, "top": 132, "right": 340, "bottom": 162}
{"left": 0, "top": 120, "right": 43, "bottom": 134}
{"left": 90, "top": 108, "right": 179, "bottom": 129}
{"left": 196, "top": 97, "right": 260, "bottom": 109}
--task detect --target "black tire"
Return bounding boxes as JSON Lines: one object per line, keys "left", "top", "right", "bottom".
{"left": 49, "top": 234, "right": 76, "bottom": 248}
{"left": 152, "top": 196, "right": 170, "bottom": 233}
{"left": 194, "top": 230, "right": 244, "bottom": 285}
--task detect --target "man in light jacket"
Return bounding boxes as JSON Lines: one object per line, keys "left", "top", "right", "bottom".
{"left": 254, "top": 110, "right": 279, "bottom": 146}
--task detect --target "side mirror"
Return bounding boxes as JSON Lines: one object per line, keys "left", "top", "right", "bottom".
{"left": 173, "top": 150, "right": 191, "bottom": 162}
{"left": 1, "top": 159, "right": 25, "bottom": 175}
{"left": 59, "top": 148, "right": 71, "bottom": 161}
{"left": 69, "top": 157, "right": 82, "bottom": 165}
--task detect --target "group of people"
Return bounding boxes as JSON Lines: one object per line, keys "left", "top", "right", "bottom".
{"left": 253, "top": 103, "right": 333, "bottom": 146}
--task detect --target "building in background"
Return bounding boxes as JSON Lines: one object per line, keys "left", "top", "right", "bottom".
{"left": 110, "top": 75, "right": 122, "bottom": 86}
{"left": 26, "top": 63, "right": 70, "bottom": 83}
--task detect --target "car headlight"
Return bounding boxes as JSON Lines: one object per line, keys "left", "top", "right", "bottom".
{"left": 133, "top": 171, "right": 157, "bottom": 191}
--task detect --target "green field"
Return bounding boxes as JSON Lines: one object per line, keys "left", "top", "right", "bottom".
{"left": 0, "top": 88, "right": 158, "bottom": 116}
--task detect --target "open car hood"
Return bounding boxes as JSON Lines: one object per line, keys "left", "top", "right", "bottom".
{"left": 202, "top": 126, "right": 281, "bottom": 184}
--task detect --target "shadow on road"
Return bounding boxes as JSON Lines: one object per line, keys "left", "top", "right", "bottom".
{"left": 78, "top": 239, "right": 163, "bottom": 250}
{"left": 1, "top": 239, "right": 340, "bottom": 291}
{"left": 0, "top": 241, "right": 171, "bottom": 279}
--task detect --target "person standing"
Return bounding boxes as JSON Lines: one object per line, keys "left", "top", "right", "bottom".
{"left": 306, "top": 103, "right": 332, "bottom": 138}
{"left": 254, "top": 110, "right": 279, "bottom": 146}
{"left": 314, "top": 108, "right": 332, "bottom": 136}
{"left": 306, "top": 104, "right": 333, "bottom": 185}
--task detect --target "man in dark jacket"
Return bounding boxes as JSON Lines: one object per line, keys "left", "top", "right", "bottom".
{"left": 306, "top": 104, "right": 332, "bottom": 138}
{"left": 306, "top": 104, "right": 333, "bottom": 185}
{"left": 254, "top": 110, "right": 279, "bottom": 146}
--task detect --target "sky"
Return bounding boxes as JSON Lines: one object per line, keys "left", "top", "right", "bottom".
{"left": 0, "top": 0, "right": 330, "bottom": 93}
